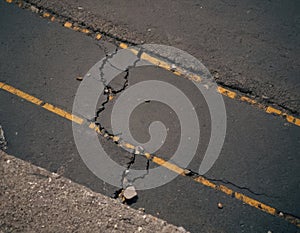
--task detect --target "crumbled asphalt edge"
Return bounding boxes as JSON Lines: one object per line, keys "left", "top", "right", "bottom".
{"left": 10, "top": 0, "right": 300, "bottom": 116}
{"left": 0, "top": 125, "right": 7, "bottom": 150}
{"left": 0, "top": 150, "right": 188, "bottom": 233}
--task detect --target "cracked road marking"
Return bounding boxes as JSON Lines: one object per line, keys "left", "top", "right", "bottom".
{"left": 5, "top": 0, "right": 300, "bottom": 127}
{"left": 0, "top": 81, "right": 299, "bottom": 227}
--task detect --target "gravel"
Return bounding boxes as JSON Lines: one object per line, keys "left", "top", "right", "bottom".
{"left": 0, "top": 150, "right": 187, "bottom": 233}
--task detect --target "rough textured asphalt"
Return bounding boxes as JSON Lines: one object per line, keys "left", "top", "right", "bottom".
{"left": 0, "top": 1, "right": 299, "bottom": 233}
{"left": 24, "top": 0, "right": 300, "bottom": 115}
{"left": 0, "top": 151, "right": 187, "bottom": 233}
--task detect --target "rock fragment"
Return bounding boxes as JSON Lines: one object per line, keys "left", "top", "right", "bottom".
{"left": 217, "top": 202, "right": 223, "bottom": 209}
{"left": 123, "top": 185, "right": 137, "bottom": 200}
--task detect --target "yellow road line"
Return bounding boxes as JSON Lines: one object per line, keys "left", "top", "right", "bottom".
{"left": 217, "top": 86, "right": 237, "bottom": 99}
{"left": 42, "top": 103, "right": 83, "bottom": 124}
{"left": 5, "top": 0, "right": 300, "bottom": 128}
{"left": 0, "top": 82, "right": 84, "bottom": 125}
{"left": 0, "top": 82, "right": 43, "bottom": 105}
{"left": 3, "top": 0, "right": 300, "bottom": 225}
{"left": 0, "top": 81, "right": 299, "bottom": 227}
{"left": 117, "top": 46, "right": 300, "bottom": 127}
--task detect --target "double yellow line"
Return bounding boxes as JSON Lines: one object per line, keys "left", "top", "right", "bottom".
{"left": 0, "top": 81, "right": 299, "bottom": 227}
{"left": 3, "top": 0, "right": 300, "bottom": 227}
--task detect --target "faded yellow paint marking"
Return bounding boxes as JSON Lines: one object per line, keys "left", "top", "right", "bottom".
{"left": 266, "top": 106, "right": 282, "bottom": 115}
{"left": 119, "top": 43, "right": 128, "bottom": 49}
{"left": 240, "top": 96, "right": 257, "bottom": 104}
{"left": 89, "top": 122, "right": 96, "bottom": 129}
{"left": 0, "top": 82, "right": 43, "bottom": 105}
{"left": 152, "top": 157, "right": 186, "bottom": 175}
{"left": 80, "top": 28, "right": 90, "bottom": 34}
{"left": 94, "top": 126, "right": 101, "bottom": 134}
{"left": 144, "top": 152, "right": 152, "bottom": 159}
{"left": 123, "top": 143, "right": 135, "bottom": 150}
{"left": 42, "top": 103, "right": 83, "bottom": 124}
{"left": 141, "top": 52, "right": 171, "bottom": 71}
{"left": 64, "top": 22, "right": 72, "bottom": 28}
{"left": 294, "top": 118, "right": 300, "bottom": 127}
{"left": 193, "top": 176, "right": 217, "bottom": 189}
{"left": 96, "top": 33, "right": 102, "bottom": 40}
{"left": 234, "top": 192, "right": 276, "bottom": 215}
{"left": 189, "top": 74, "right": 202, "bottom": 83}
{"left": 218, "top": 185, "right": 234, "bottom": 195}
{"left": 72, "top": 26, "right": 80, "bottom": 31}
{"left": 284, "top": 114, "right": 300, "bottom": 127}
{"left": 112, "top": 136, "right": 120, "bottom": 142}
{"left": 217, "top": 86, "right": 237, "bottom": 99}
{"left": 0, "top": 82, "right": 83, "bottom": 125}
{"left": 42, "top": 12, "right": 50, "bottom": 18}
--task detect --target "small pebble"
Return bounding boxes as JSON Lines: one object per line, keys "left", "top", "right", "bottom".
{"left": 123, "top": 186, "right": 137, "bottom": 200}
{"left": 76, "top": 76, "right": 83, "bottom": 81}
{"left": 218, "top": 202, "right": 223, "bottom": 209}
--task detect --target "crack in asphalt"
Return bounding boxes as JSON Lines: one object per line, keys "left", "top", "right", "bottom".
{"left": 202, "top": 175, "right": 276, "bottom": 198}
{"left": 217, "top": 79, "right": 299, "bottom": 115}
{"left": 8, "top": 0, "right": 300, "bottom": 116}
{"left": 181, "top": 169, "right": 274, "bottom": 198}
{"left": 90, "top": 47, "right": 153, "bottom": 199}
{"left": 89, "top": 45, "right": 274, "bottom": 202}
{"left": 7, "top": 0, "right": 291, "bottom": 205}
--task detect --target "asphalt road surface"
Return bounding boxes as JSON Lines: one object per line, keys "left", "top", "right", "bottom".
{"left": 0, "top": 1, "right": 299, "bottom": 233}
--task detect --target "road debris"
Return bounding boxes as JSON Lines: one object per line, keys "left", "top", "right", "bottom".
{"left": 183, "top": 169, "right": 193, "bottom": 176}
{"left": 217, "top": 202, "right": 223, "bottom": 209}
{"left": 76, "top": 76, "right": 83, "bottom": 81}
{"left": 123, "top": 185, "right": 137, "bottom": 200}
{"left": 171, "top": 64, "right": 177, "bottom": 72}
{"left": 134, "top": 145, "right": 144, "bottom": 155}
{"left": 279, "top": 212, "right": 284, "bottom": 217}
